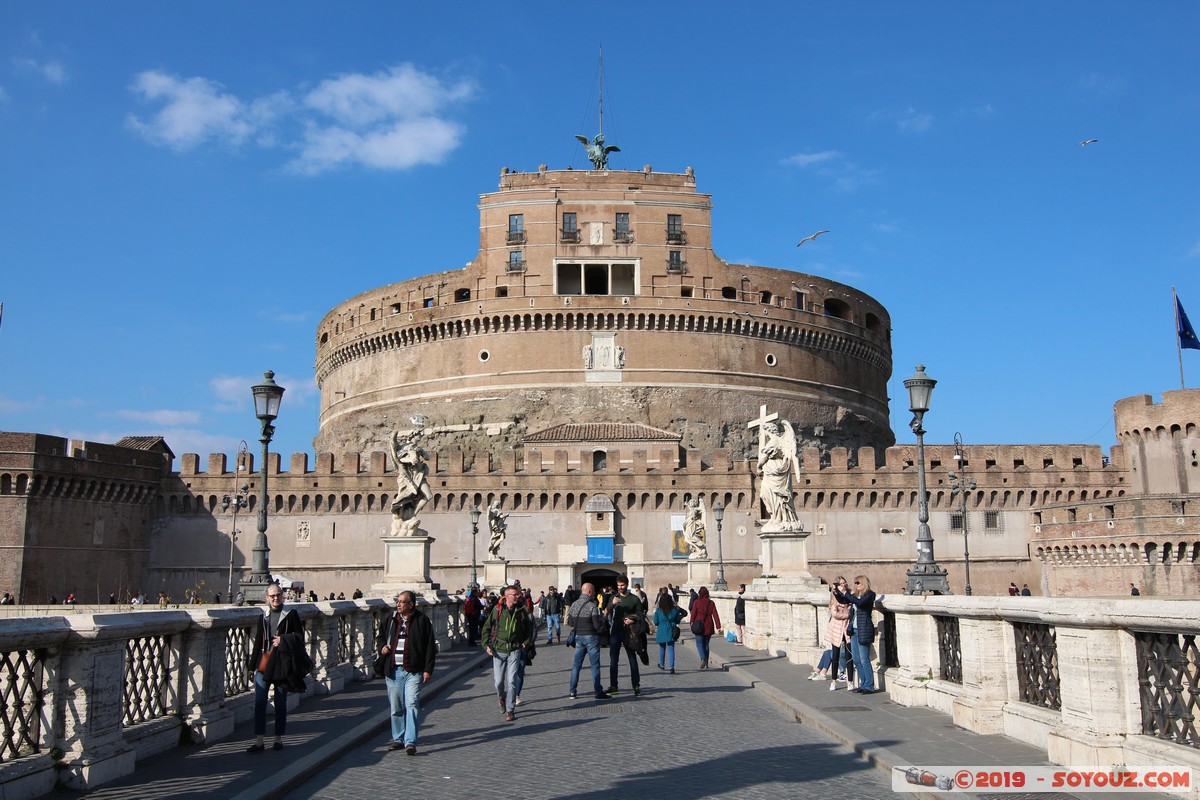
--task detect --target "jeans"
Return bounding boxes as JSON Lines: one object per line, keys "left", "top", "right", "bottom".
{"left": 850, "top": 638, "right": 874, "bottom": 690}
{"left": 492, "top": 650, "right": 522, "bottom": 712}
{"left": 695, "top": 634, "right": 713, "bottom": 665}
{"left": 658, "top": 642, "right": 675, "bottom": 670}
{"left": 608, "top": 627, "right": 641, "bottom": 689}
{"left": 385, "top": 669, "right": 423, "bottom": 745}
{"left": 545, "top": 614, "right": 561, "bottom": 642}
{"left": 253, "top": 671, "right": 287, "bottom": 737}
{"left": 513, "top": 648, "right": 526, "bottom": 697}
{"left": 569, "top": 634, "right": 604, "bottom": 696}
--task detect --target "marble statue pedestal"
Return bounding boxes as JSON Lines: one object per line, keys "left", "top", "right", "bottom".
{"left": 372, "top": 535, "right": 441, "bottom": 597}
{"left": 483, "top": 559, "right": 508, "bottom": 591}
{"left": 752, "top": 529, "right": 822, "bottom": 594}
{"left": 683, "top": 558, "right": 713, "bottom": 590}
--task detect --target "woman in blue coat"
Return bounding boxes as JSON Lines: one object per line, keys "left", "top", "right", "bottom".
{"left": 652, "top": 593, "right": 687, "bottom": 674}
{"left": 833, "top": 575, "right": 878, "bottom": 693}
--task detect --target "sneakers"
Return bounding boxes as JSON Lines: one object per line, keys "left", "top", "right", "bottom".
{"left": 498, "top": 694, "right": 506, "bottom": 711}
{"left": 514, "top": 695, "right": 522, "bottom": 706}
{"left": 569, "top": 692, "right": 577, "bottom": 699}
{"left": 388, "top": 741, "right": 405, "bottom": 751}
{"left": 607, "top": 686, "right": 618, "bottom": 695}
{"left": 829, "top": 682, "right": 838, "bottom": 691}
{"left": 657, "top": 664, "right": 665, "bottom": 670}
{"left": 837, "top": 671, "right": 848, "bottom": 682}
{"left": 633, "top": 686, "right": 641, "bottom": 696}
{"left": 669, "top": 668, "right": 675, "bottom": 674}
{"left": 406, "top": 745, "right": 417, "bottom": 756}
{"left": 272, "top": 741, "right": 283, "bottom": 751}
{"left": 595, "top": 691, "right": 611, "bottom": 699}
{"left": 807, "top": 672, "right": 826, "bottom": 681}
{"left": 245, "top": 743, "right": 265, "bottom": 754}
{"left": 505, "top": 711, "right": 515, "bottom": 722}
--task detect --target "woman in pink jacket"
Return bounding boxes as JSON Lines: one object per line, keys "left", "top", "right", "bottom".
{"left": 690, "top": 586, "right": 721, "bottom": 670}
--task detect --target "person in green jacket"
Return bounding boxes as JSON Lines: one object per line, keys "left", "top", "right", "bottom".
{"left": 481, "top": 586, "right": 534, "bottom": 721}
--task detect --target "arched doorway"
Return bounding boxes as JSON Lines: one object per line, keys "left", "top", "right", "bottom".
{"left": 579, "top": 567, "right": 623, "bottom": 596}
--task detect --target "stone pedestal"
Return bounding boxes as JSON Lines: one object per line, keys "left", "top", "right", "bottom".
{"left": 759, "top": 529, "right": 812, "bottom": 579}
{"left": 684, "top": 558, "right": 712, "bottom": 588}
{"left": 372, "top": 535, "right": 439, "bottom": 596}
{"left": 483, "top": 559, "right": 508, "bottom": 591}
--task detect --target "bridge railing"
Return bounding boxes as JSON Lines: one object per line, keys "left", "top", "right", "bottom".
{"left": 712, "top": 589, "right": 1200, "bottom": 785}
{"left": 0, "top": 596, "right": 463, "bottom": 800}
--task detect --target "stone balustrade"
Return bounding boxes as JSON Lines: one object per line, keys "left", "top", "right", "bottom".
{"left": 0, "top": 597, "right": 464, "bottom": 800}
{"left": 711, "top": 588, "right": 1200, "bottom": 792}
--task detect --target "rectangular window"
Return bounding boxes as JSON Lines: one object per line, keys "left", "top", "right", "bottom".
{"left": 562, "top": 212, "right": 577, "bottom": 233}
{"left": 668, "top": 251, "right": 683, "bottom": 266}
{"left": 615, "top": 213, "right": 630, "bottom": 233}
{"left": 611, "top": 263, "right": 635, "bottom": 295}
{"left": 667, "top": 214, "right": 685, "bottom": 244}
{"left": 584, "top": 264, "right": 608, "bottom": 295}
{"left": 507, "top": 214, "right": 525, "bottom": 245}
{"left": 680, "top": 286, "right": 693, "bottom": 298}
{"left": 556, "top": 263, "right": 582, "bottom": 295}
{"left": 950, "top": 512, "right": 965, "bottom": 532}
{"left": 984, "top": 511, "right": 1001, "bottom": 531}
{"left": 507, "top": 251, "right": 524, "bottom": 271}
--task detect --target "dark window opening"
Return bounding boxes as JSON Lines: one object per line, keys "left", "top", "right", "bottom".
{"left": 721, "top": 286, "right": 738, "bottom": 300}
{"left": 454, "top": 288, "right": 471, "bottom": 302}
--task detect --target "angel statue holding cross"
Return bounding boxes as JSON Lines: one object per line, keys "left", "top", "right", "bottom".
{"left": 749, "top": 406, "right": 804, "bottom": 532}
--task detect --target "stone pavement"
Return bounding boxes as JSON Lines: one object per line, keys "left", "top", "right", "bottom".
{"left": 46, "top": 634, "right": 1176, "bottom": 800}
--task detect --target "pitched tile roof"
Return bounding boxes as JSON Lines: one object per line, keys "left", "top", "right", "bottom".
{"left": 523, "top": 423, "right": 681, "bottom": 444}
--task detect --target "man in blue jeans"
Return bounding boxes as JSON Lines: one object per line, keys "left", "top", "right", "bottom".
{"left": 482, "top": 586, "right": 533, "bottom": 721}
{"left": 376, "top": 590, "right": 437, "bottom": 754}
{"left": 607, "top": 576, "right": 643, "bottom": 695}
{"left": 566, "top": 583, "right": 610, "bottom": 700}
{"left": 540, "top": 585, "right": 564, "bottom": 644}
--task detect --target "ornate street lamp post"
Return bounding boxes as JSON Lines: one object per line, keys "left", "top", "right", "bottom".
{"left": 904, "top": 365, "right": 950, "bottom": 595}
{"left": 221, "top": 439, "right": 250, "bottom": 602}
{"left": 712, "top": 499, "right": 727, "bottom": 590}
{"left": 244, "top": 371, "right": 285, "bottom": 595}
{"left": 469, "top": 506, "right": 482, "bottom": 589}
{"left": 948, "top": 432, "right": 976, "bottom": 596}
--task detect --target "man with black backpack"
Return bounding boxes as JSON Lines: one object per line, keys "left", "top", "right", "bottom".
{"left": 481, "top": 586, "right": 534, "bottom": 722}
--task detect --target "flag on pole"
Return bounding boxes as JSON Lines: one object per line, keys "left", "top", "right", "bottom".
{"left": 1178, "top": 296, "right": 1200, "bottom": 351}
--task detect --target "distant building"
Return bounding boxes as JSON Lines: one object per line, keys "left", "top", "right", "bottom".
{"left": 2, "top": 162, "right": 1196, "bottom": 601}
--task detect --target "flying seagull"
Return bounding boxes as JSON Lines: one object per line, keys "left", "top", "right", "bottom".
{"left": 1079, "top": 139, "right": 1099, "bottom": 147}
{"left": 796, "top": 230, "right": 829, "bottom": 247}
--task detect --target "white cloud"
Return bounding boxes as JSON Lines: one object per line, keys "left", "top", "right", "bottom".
{"left": 113, "top": 409, "right": 203, "bottom": 426}
{"left": 292, "top": 117, "right": 464, "bottom": 174}
{"left": 897, "top": 108, "right": 933, "bottom": 133}
{"left": 782, "top": 150, "right": 841, "bottom": 168}
{"left": 126, "top": 63, "right": 474, "bottom": 174}
{"left": 304, "top": 64, "right": 473, "bottom": 127}
{"left": 126, "top": 71, "right": 252, "bottom": 150}
{"left": 13, "top": 57, "right": 68, "bottom": 85}
{"left": 210, "top": 373, "right": 317, "bottom": 411}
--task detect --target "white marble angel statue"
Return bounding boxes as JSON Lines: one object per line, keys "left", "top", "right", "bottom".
{"left": 682, "top": 496, "right": 709, "bottom": 559}
{"left": 390, "top": 429, "right": 432, "bottom": 536}
{"left": 757, "top": 419, "right": 803, "bottom": 531}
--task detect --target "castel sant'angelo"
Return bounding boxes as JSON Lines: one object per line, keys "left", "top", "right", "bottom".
{"left": 3, "top": 141, "right": 1199, "bottom": 602}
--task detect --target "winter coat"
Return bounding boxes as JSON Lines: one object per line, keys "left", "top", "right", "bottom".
{"left": 691, "top": 596, "right": 721, "bottom": 636}
{"left": 653, "top": 605, "right": 686, "bottom": 644}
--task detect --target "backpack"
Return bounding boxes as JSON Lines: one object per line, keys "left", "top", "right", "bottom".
{"left": 464, "top": 595, "right": 479, "bottom": 617}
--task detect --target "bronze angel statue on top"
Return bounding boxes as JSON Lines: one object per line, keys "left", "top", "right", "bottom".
{"left": 576, "top": 133, "right": 620, "bottom": 170}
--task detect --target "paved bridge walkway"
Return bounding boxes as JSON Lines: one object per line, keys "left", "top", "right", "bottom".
{"left": 51, "top": 637, "right": 1171, "bottom": 800}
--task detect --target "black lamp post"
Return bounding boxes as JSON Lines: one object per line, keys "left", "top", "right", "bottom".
{"left": 948, "top": 432, "right": 976, "bottom": 596}
{"left": 712, "top": 499, "right": 727, "bottom": 590}
{"left": 904, "top": 365, "right": 950, "bottom": 595}
{"left": 469, "top": 506, "right": 481, "bottom": 588}
{"left": 245, "top": 371, "right": 285, "bottom": 593}
{"left": 221, "top": 439, "right": 250, "bottom": 602}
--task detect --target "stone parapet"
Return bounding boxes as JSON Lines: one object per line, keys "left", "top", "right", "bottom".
{"left": 0, "top": 596, "right": 465, "bottom": 799}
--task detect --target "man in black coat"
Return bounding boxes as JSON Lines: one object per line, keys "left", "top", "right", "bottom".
{"left": 375, "top": 590, "right": 437, "bottom": 755}
{"left": 247, "top": 584, "right": 303, "bottom": 753}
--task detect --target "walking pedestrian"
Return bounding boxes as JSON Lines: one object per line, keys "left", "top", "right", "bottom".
{"left": 690, "top": 586, "right": 721, "bottom": 669}
{"left": 653, "top": 591, "right": 686, "bottom": 674}
{"left": 246, "top": 584, "right": 304, "bottom": 753}
{"left": 606, "top": 576, "right": 644, "bottom": 696}
{"left": 540, "top": 585, "right": 564, "bottom": 644}
{"left": 463, "top": 587, "right": 482, "bottom": 646}
{"left": 733, "top": 584, "right": 747, "bottom": 644}
{"left": 566, "top": 583, "right": 610, "bottom": 700}
{"left": 481, "top": 586, "right": 533, "bottom": 721}
{"left": 833, "top": 575, "right": 878, "bottom": 694}
{"left": 375, "top": 590, "right": 436, "bottom": 755}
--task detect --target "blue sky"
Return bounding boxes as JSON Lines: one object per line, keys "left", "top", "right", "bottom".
{"left": 1, "top": 2, "right": 1198, "bottom": 462}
